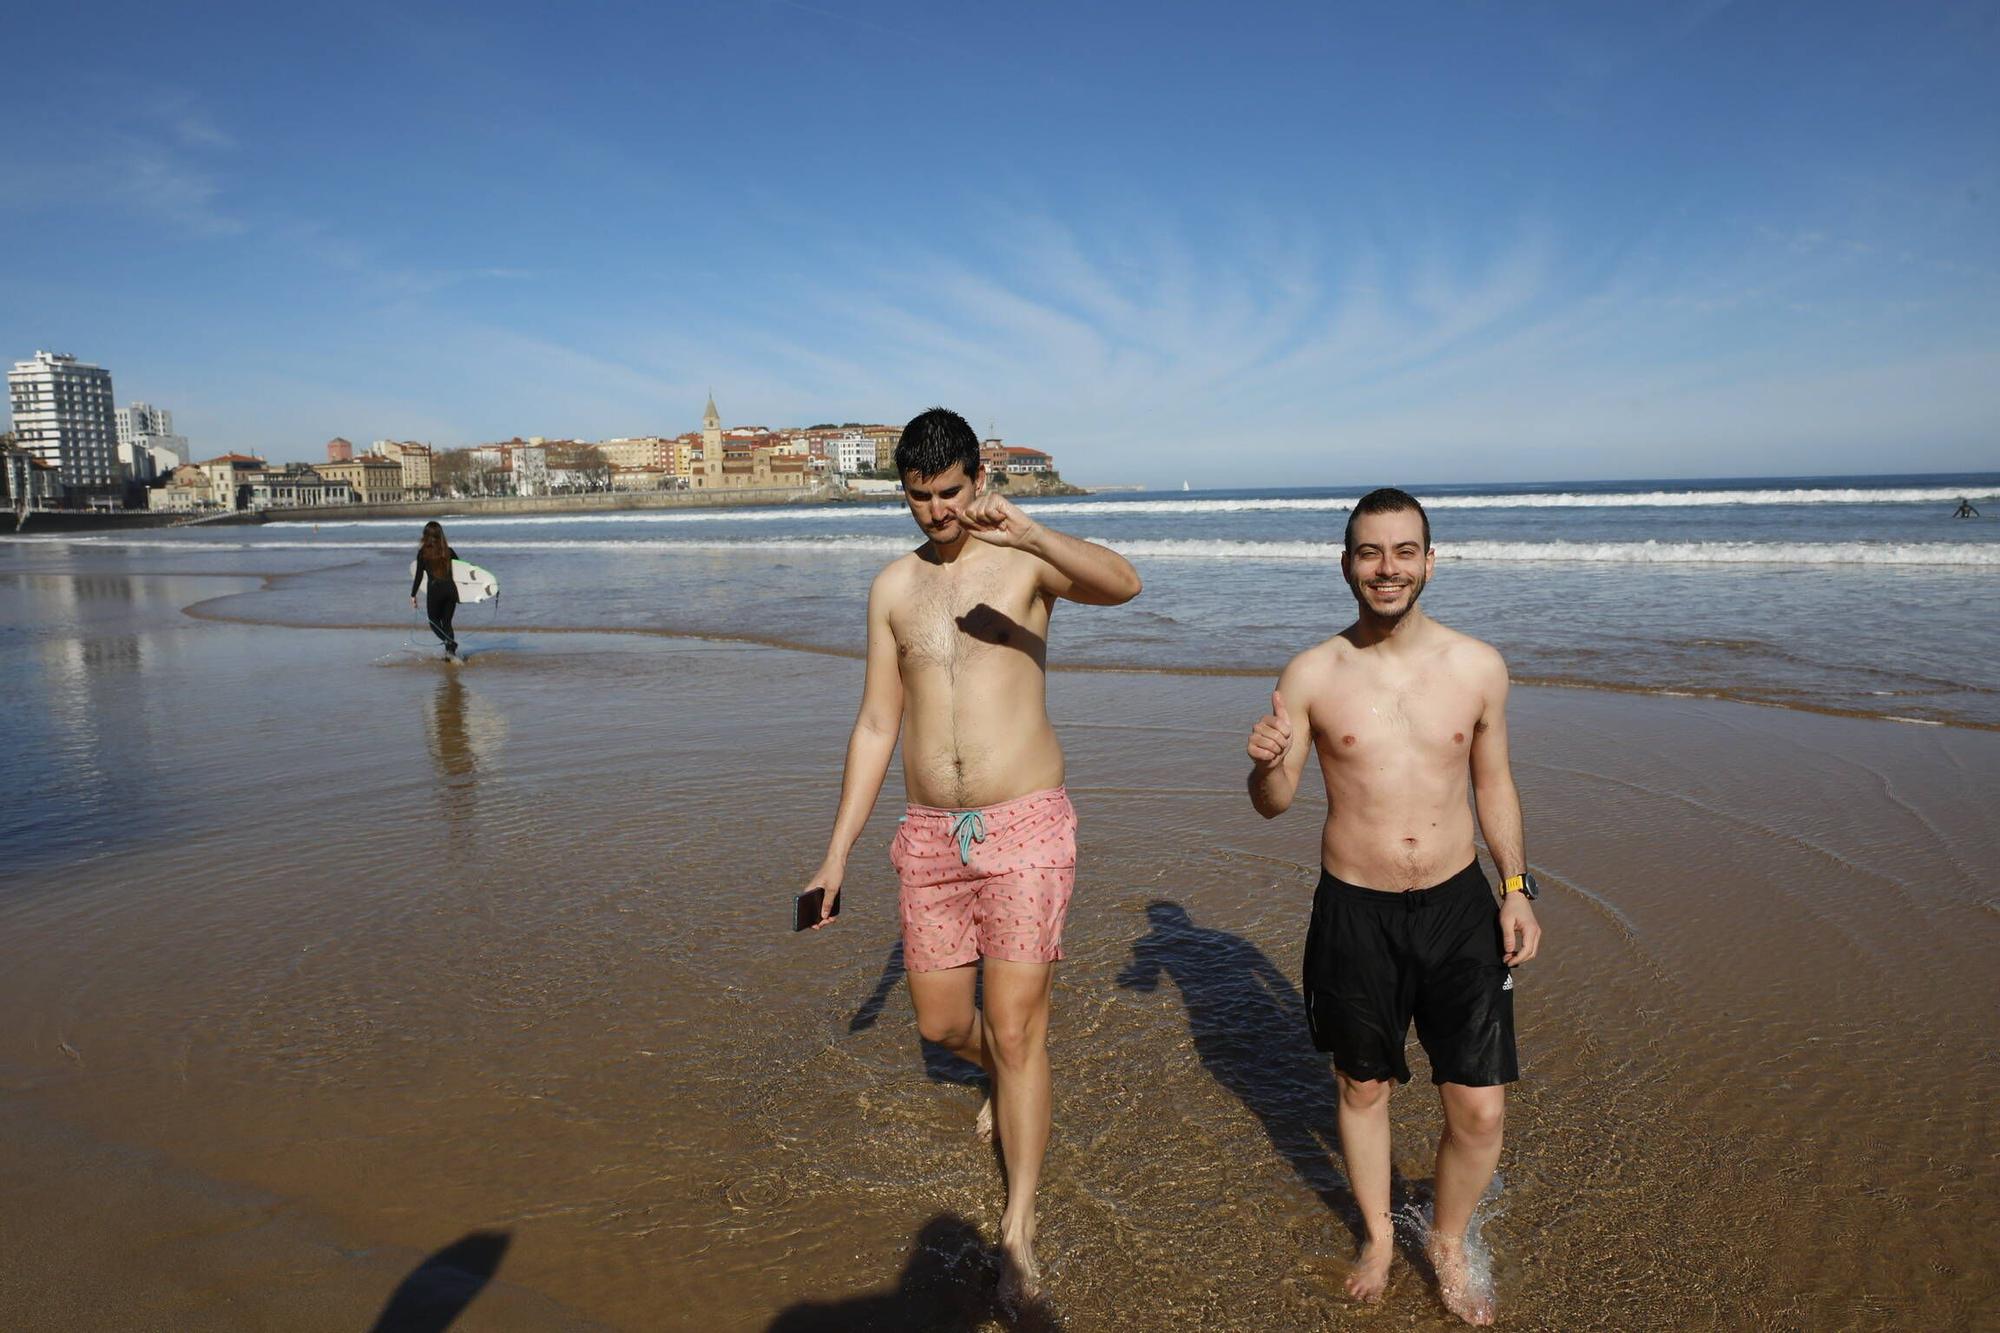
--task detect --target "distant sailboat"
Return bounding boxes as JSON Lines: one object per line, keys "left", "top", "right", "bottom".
{"left": 1181, "top": 480, "right": 1190, "bottom": 492}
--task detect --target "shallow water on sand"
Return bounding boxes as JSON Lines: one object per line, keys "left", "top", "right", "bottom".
{"left": 1, "top": 570, "right": 1997, "bottom": 1329}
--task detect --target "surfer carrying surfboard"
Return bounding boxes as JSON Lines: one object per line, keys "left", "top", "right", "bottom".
{"left": 410, "top": 520, "right": 463, "bottom": 660}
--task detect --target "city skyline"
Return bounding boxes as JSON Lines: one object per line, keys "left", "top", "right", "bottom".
{"left": 2, "top": 2, "right": 1996, "bottom": 487}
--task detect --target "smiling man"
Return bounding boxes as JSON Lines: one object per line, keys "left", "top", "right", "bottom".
{"left": 802, "top": 406, "right": 1141, "bottom": 1301}
{"left": 1245, "top": 487, "right": 1542, "bottom": 1325}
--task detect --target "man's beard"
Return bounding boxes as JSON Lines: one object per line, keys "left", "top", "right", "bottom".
{"left": 1351, "top": 572, "right": 1425, "bottom": 623}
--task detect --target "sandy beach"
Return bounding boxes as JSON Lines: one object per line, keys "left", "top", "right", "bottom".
{"left": 2, "top": 565, "right": 1997, "bottom": 1330}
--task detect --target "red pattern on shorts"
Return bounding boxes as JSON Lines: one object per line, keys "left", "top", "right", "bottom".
{"left": 890, "top": 787, "right": 1077, "bottom": 973}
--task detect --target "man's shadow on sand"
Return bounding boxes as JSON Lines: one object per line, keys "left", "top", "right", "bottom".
{"left": 766, "top": 1213, "right": 1061, "bottom": 1332}
{"left": 1117, "top": 901, "right": 1430, "bottom": 1269}
{"left": 370, "top": 1230, "right": 510, "bottom": 1332}
{"left": 850, "top": 940, "right": 988, "bottom": 1088}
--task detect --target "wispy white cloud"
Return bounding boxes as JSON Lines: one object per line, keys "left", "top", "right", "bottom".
{"left": 0, "top": 91, "right": 247, "bottom": 241}
{"left": 158, "top": 99, "right": 236, "bottom": 151}
{"left": 176, "top": 185, "right": 1997, "bottom": 478}
{"left": 585, "top": 202, "right": 1992, "bottom": 482}
{"left": 115, "top": 144, "right": 246, "bottom": 238}
{"left": 271, "top": 218, "right": 540, "bottom": 303}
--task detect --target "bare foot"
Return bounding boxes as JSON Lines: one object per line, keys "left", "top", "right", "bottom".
{"left": 1344, "top": 1235, "right": 1393, "bottom": 1302}
{"left": 974, "top": 1095, "right": 995, "bottom": 1143}
{"left": 1427, "top": 1236, "right": 1495, "bottom": 1326}
{"left": 996, "top": 1223, "right": 1040, "bottom": 1310}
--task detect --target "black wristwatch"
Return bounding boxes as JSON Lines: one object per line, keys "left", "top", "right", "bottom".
{"left": 1502, "top": 871, "right": 1539, "bottom": 901}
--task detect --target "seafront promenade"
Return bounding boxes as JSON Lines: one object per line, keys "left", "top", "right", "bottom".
{"left": 5, "top": 471, "right": 1098, "bottom": 535}
{"left": 4, "top": 486, "right": 825, "bottom": 534}
{"left": 249, "top": 484, "right": 828, "bottom": 525}
{"left": 224, "top": 469, "right": 1089, "bottom": 524}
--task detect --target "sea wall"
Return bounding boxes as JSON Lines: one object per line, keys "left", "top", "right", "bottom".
{"left": 221, "top": 486, "right": 826, "bottom": 524}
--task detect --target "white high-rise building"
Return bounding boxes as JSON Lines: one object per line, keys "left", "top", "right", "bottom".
{"left": 115, "top": 401, "right": 191, "bottom": 480}
{"left": 115, "top": 401, "right": 173, "bottom": 446}
{"left": 7, "top": 351, "right": 120, "bottom": 493}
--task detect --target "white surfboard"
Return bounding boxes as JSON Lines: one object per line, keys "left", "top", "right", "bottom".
{"left": 411, "top": 558, "right": 499, "bottom": 604}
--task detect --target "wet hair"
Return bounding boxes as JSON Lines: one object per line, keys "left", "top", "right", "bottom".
{"left": 1343, "top": 487, "right": 1430, "bottom": 552}
{"left": 418, "top": 520, "right": 449, "bottom": 567}
{"left": 894, "top": 407, "right": 982, "bottom": 481}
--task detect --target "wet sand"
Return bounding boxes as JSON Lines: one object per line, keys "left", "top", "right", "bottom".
{"left": 1, "top": 570, "right": 1996, "bottom": 1329}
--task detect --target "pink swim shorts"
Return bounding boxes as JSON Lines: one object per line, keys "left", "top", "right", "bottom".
{"left": 890, "top": 787, "right": 1077, "bottom": 973}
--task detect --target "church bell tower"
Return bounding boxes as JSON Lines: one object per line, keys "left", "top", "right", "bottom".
{"left": 702, "top": 392, "right": 722, "bottom": 486}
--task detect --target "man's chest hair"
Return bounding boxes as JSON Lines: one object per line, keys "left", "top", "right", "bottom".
{"left": 894, "top": 557, "right": 1031, "bottom": 665}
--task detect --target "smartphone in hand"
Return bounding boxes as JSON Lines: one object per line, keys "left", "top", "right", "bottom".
{"left": 793, "top": 886, "right": 841, "bottom": 932}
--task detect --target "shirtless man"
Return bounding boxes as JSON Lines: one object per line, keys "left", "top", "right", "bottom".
{"left": 803, "top": 407, "right": 1141, "bottom": 1299}
{"left": 1245, "top": 487, "right": 1542, "bottom": 1326}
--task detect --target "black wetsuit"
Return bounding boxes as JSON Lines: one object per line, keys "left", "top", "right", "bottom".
{"left": 412, "top": 546, "right": 459, "bottom": 654}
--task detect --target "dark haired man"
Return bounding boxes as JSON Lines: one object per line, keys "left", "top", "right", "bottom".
{"left": 1245, "top": 487, "right": 1541, "bottom": 1325}
{"left": 802, "top": 406, "right": 1141, "bottom": 1300}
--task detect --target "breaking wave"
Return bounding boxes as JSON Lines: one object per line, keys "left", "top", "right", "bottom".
{"left": 13, "top": 533, "right": 1997, "bottom": 566}
{"left": 252, "top": 483, "right": 1998, "bottom": 530}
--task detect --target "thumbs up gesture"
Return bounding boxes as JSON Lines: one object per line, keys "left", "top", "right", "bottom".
{"left": 1247, "top": 688, "right": 1294, "bottom": 768}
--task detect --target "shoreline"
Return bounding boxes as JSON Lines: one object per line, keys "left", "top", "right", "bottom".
{"left": 3, "top": 548, "right": 1991, "bottom": 729}
{"left": 0, "top": 557, "right": 1983, "bottom": 733}
{"left": 174, "top": 581, "right": 2000, "bottom": 734}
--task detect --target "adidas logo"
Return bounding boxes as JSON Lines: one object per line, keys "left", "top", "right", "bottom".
{"left": 1501, "top": 975, "right": 1514, "bottom": 991}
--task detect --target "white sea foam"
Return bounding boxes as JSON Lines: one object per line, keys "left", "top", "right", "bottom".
{"left": 0, "top": 534, "right": 912, "bottom": 554}
{"left": 257, "top": 483, "right": 1997, "bottom": 529}
{"left": 15, "top": 533, "right": 1997, "bottom": 566}
{"left": 1078, "top": 538, "right": 2000, "bottom": 566}
{"left": 1443, "top": 539, "right": 2000, "bottom": 566}
{"left": 1035, "top": 485, "right": 1998, "bottom": 514}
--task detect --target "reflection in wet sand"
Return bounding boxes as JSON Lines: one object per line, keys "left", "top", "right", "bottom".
{"left": 422, "top": 673, "right": 506, "bottom": 852}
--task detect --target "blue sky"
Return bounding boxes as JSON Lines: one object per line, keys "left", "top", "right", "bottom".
{"left": 3, "top": 1, "right": 1995, "bottom": 486}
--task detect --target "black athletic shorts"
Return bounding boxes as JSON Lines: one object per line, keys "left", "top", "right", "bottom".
{"left": 1302, "top": 861, "right": 1519, "bottom": 1087}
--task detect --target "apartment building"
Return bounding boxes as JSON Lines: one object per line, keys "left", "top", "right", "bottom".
{"left": 7, "top": 351, "right": 121, "bottom": 500}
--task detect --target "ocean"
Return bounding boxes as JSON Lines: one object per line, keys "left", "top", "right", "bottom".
{"left": 10, "top": 470, "right": 1995, "bottom": 727}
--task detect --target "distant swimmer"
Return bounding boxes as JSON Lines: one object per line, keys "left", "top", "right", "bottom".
{"left": 1246, "top": 488, "right": 1542, "bottom": 1325}
{"left": 1954, "top": 497, "right": 1980, "bottom": 518}
{"left": 800, "top": 407, "right": 1142, "bottom": 1304}
{"left": 410, "top": 520, "right": 463, "bottom": 660}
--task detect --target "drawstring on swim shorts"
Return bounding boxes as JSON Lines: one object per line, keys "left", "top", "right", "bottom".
{"left": 949, "top": 810, "right": 987, "bottom": 865}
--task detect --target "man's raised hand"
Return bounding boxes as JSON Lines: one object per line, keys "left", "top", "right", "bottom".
{"left": 959, "top": 492, "right": 1038, "bottom": 548}
{"left": 1247, "top": 688, "right": 1294, "bottom": 767}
